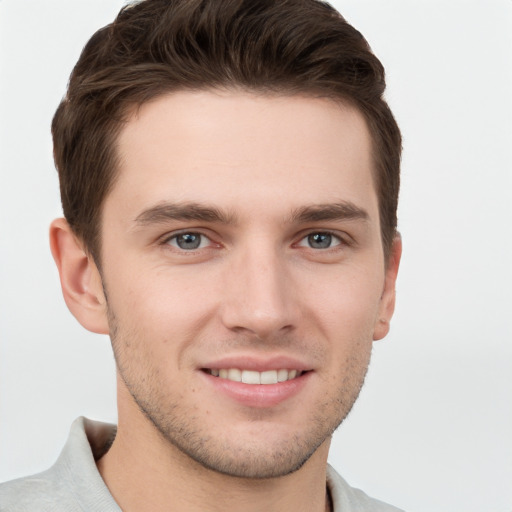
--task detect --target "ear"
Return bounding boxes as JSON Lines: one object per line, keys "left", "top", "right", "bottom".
{"left": 49, "top": 218, "right": 109, "bottom": 334}
{"left": 373, "top": 234, "right": 402, "bottom": 341}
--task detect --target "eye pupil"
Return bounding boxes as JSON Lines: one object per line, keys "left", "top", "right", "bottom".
{"left": 308, "top": 233, "right": 332, "bottom": 249}
{"left": 176, "top": 233, "right": 201, "bottom": 250}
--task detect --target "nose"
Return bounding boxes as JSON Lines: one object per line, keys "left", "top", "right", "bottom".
{"left": 219, "top": 241, "right": 298, "bottom": 339}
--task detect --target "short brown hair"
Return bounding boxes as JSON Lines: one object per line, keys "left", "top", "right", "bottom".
{"left": 52, "top": 0, "right": 401, "bottom": 262}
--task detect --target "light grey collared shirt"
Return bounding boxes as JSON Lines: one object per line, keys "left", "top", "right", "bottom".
{"left": 0, "top": 417, "right": 404, "bottom": 511}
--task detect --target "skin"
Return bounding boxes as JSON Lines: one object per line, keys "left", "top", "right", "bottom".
{"left": 50, "top": 90, "right": 401, "bottom": 512}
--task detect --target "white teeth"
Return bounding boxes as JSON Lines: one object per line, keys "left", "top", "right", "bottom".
{"left": 227, "top": 368, "right": 242, "bottom": 382}
{"left": 242, "top": 370, "right": 260, "bottom": 384}
{"left": 260, "top": 370, "right": 278, "bottom": 384}
{"left": 208, "top": 368, "right": 302, "bottom": 384}
{"left": 277, "top": 369, "right": 289, "bottom": 382}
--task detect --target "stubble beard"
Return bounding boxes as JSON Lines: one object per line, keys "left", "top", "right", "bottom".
{"left": 107, "top": 306, "right": 372, "bottom": 480}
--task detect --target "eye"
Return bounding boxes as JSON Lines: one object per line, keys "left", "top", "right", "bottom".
{"left": 166, "top": 232, "right": 211, "bottom": 250}
{"left": 298, "top": 232, "right": 342, "bottom": 249}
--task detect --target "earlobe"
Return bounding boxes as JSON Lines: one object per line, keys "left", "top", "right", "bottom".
{"left": 49, "top": 218, "right": 109, "bottom": 335}
{"left": 373, "top": 234, "right": 402, "bottom": 341}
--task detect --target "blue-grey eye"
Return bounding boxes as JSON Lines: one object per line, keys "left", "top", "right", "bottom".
{"left": 298, "top": 232, "right": 341, "bottom": 249}
{"left": 168, "top": 233, "right": 209, "bottom": 250}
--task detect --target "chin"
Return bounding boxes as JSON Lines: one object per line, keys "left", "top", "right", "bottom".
{"left": 139, "top": 400, "right": 343, "bottom": 480}
{"left": 169, "top": 431, "right": 328, "bottom": 479}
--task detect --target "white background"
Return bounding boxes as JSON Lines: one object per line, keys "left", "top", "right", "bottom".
{"left": 0, "top": 1, "right": 511, "bottom": 511}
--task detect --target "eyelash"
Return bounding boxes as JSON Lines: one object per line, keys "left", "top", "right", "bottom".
{"left": 296, "top": 231, "right": 345, "bottom": 250}
{"left": 160, "top": 230, "right": 349, "bottom": 252}
{"left": 162, "top": 231, "right": 214, "bottom": 251}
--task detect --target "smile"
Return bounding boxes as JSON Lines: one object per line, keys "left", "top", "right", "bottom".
{"left": 204, "top": 368, "right": 304, "bottom": 384}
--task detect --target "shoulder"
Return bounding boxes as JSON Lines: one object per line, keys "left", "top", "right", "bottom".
{"left": 327, "top": 465, "right": 406, "bottom": 512}
{"left": 0, "top": 417, "right": 119, "bottom": 512}
{"left": 0, "top": 468, "right": 79, "bottom": 512}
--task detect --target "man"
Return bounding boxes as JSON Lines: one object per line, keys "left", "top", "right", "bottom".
{"left": 0, "top": 0, "right": 403, "bottom": 510}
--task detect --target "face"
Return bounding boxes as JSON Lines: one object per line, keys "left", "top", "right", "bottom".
{"left": 97, "top": 90, "right": 398, "bottom": 478}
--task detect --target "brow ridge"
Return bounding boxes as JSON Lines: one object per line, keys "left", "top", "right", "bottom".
{"left": 290, "top": 202, "right": 369, "bottom": 223}
{"left": 134, "top": 202, "right": 237, "bottom": 225}
{"left": 134, "top": 200, "right": 368, "bottom": 227}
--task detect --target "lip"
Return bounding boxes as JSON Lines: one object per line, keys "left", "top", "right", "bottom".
{"left": 199, "top": 355, "right": 312, "bottom": 373}
{"left": 198, "top": 355, "right": 313, "bottom": 408}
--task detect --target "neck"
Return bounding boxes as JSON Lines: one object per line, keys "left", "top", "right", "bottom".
{"left": 97, "top": 405, "right": 332, "bottom": 512}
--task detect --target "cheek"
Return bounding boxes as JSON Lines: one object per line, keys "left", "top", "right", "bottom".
{"left": 105, "top": 266, "right": 218, "bottom": 348}
{"left": 308, "top": 264, "right": 384, "bottom": 335}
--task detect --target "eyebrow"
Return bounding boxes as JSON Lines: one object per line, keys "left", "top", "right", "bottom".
{"left": 290, "top": 202, "right": 369, "bottom": 223}
{"left": 133, "top": 200, "right": 369, "bottom": 228}
{"left": 134, "top": 202, "right": 238, "bottom": 226}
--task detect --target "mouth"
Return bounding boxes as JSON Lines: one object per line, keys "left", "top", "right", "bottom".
{"left": 202, "top": 368, "right": 305, "bottom": 385}
{"left": 200, "top": 364, "right": 312, "bottom": 407}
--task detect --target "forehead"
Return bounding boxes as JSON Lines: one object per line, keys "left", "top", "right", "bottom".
{"left": 109, "top": 90, "right": 377, "bottom": 222}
